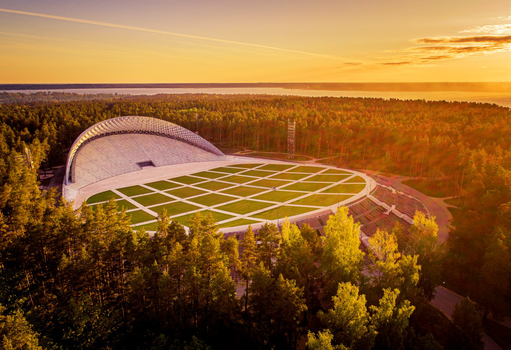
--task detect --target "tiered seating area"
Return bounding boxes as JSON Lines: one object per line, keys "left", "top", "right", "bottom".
{"left": 396, "top": 195, "right": 428, "bottom": 218}
{"left": 373, "top": 185, "right": 396, "bottom": 206}
{"left": 73, "top": 134, "right": 221, "bottom": 188}
{"left": 343, "top": 191, "right": 417, "bottom": 237}
{"left": 360, "top": 212, "right": 411, "bottom": 237}
{"left": 371, "top": 184, "right": 428, "bottom": 219}
{"left": 294, "top": 210, "right": 333, "bottom": 236}
{"left": 348, "top": 198, "right": 385, "bottom": 225}
{"left": 346, "top": 181, "right": 430, "bottom": 237}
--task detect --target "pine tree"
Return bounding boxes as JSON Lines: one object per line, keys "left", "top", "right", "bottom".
{"left": 320, "top": 207, "right": 364, "bottom": 299}
{"left": 478, "top": 227, "right": 511, "bottom": 323}
{"left": 0, "top": 305, "right": 42, "bottom": 350}
{"left": 449, "top": 298, "right": 483, "bottom": 350}
{"left": 318, "top": 282, "right": 376, "bottom": 350}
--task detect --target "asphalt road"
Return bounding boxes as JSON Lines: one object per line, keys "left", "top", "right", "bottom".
{"left": 364, "top": 171, "right": 502, "bottom": 350}
{"left": 432, "top": 286, "right": 502, "bottom": 350}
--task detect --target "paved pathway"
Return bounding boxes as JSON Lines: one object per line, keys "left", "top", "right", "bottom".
{"left": 432, "top": 287, "right": 502, "bottom": 350}
{"left": 360, "top": 171, "right": 452, "bottom": 245}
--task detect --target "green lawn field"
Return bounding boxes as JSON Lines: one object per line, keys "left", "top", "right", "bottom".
{"left": 241, "top": 170, "right": 277, "bottom": 178}
{"left": 252, "top": 206, "right": 313, "bottom": 220}
{"left": 86, "top": 162, "right": 369, "bottom": 231}
{"left": 132, "top": 193, "right": 174, "bottom": 206}
{"left": 118, "top": 185, "right": 153, "bottom": 197}
{"left": 216, "top": 200, "right": 275, "bottom": 215}
{"left": 170, "top": 175, "right": 206, "bottom": 185}
{"left": 149, "top": 201, "right": 200, "bottom": 216}
{"left": 86, "top": 190, "right": 121, "bottom": 204}
{"left": 144, "top": 180, "right": 182, "bottom": 191}
{"left": 166, "top": 187, "right": 208, "bottom": 199}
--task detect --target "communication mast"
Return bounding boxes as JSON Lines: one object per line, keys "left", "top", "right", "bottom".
{"left": 25, "top": 147, "right": 33, "bottom": 168}
{"left": 15, "top": 147, "right": 33, "bottom": 169}
{"left": 195, "top": 113, "right": 199, "bottom": 135}
{"left": 287, "top": 119, "right": 296, "bottom": 159}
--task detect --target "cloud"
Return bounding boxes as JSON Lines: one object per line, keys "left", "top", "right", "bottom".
{"left": 460, "top": 24, "right": 511, "bottom": 35}
{"left": 415, "top": 35, "right": 511, "bottom": 44}
{"left": 0, "top": 7, "right": 333, "bottom": 59}
{"left": 381, "top": 61, "right": 411, "bottom": 66}
{"left": 381, "top": 24, "right": 511, "bottom": 66}
{"left": 419, "top": 55, "right": 451, "bottom": 61}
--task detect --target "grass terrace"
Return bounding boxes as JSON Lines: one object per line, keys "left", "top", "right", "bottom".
{"left": 89, "top": 199, "right": 137, "bottom": 212}
{"left": 149, "top": 201, "right": 200, "bottom": 216}
{"left": 190, "top": 171, "right": 227, "bottom": 179}
{"left": 241, "top": 170, "right": 277, "bottom": 178}
{"left": 169, "top": 176, "right": 206, "bottom": 185}
{"left": 194, "top": 181, "right": 235, "bottom": 191}
{"left": 210, "top": 167, "right": 246, "bottom": 174}
{"left": 253, "top": 190, "right": 306, "bottom": 203}
{"left": 220, "top": 186, "right": 268, "bottom": 197}
{"left": 132, "top": 193, "right": 174, "bottom": 206}
{"left": 173, "top": 210, "right": 234, "bottom": 227}
{"left": 252, "top": 206, "right": 313, "bottom": 220}
{"left": 291, "top": 194, "right": 353, "bottom": 206}
{"left": 281, "top": 182, "right": 330, "bottom": 192}
{"left": 188, "top": 193, "right": 238, "bottom": 206}
{"left": 229, "top": 163, "right": 263, "bottom": 168}
{"left": 215, "top": 200, "right": 275, "bottom": 215}
{"left": 258, "top": 164, "right": 295, "bottom": 171}
{"left": 117, "top": 185, "right": 153, "bottom": 197}
{"left": 144, "top": 180, "right": 181, "bottom": 191}
{"left": 287, "top": 166, "right": 323, "bottom": 173}
{"left": 165, "top": 187, "right": 207, "bottom": 199}
{"left": 114, "top": 199, "right": 138, "bottom": 211}
{"left": 128, "top": 210, "right": 156, "bottom": 224}
{"left": 219, "top": 218, "right": 262, "bottom": 228}
{"left": 220, "top": 175, "right": 256, "bottom": 184}
{"left": 86, "top": 190, "right": 121, "bottom": 204}
{"left": 248, "top": 179, "right": 291, "bottom": 188}
{"left": 305, "top": 174, "right": 350, "bottom": 182}
{"left": 86, "top": 162, "right": 369, "bottom": 230}
{"left": 322, "top": 183, "right": 366, "bottom": 194}
{"left": 269, "top": 172, "right": 310, "bottom": 181}
{"left": 322, "top": 169, "right": 351, "bottom": 175}
{"left": 345, "top": 176, "right": 365, "bottom": 183}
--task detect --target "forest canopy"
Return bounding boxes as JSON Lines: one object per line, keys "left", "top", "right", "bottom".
{"left": 0, "top": 93, "right": 510, "bottom": 349}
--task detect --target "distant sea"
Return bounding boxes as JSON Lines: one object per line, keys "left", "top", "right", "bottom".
{"left": 2, "top": 87, "right": 511, "bottom": 108}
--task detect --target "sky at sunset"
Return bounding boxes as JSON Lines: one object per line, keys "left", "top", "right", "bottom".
{"left": 1, "top": 0, "right": 511, "bottom": 83}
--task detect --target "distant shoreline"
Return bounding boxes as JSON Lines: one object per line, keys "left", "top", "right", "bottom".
{"left": 2, "top": 82, "right": 511, "bottom": 93}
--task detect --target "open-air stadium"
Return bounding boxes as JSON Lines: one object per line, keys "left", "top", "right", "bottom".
{"left": 63, "top": 116, "right": 428, "bottom": 239}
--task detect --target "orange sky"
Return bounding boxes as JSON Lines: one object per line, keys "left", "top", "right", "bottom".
{"left": 1, "top": 0, "right": 510, "bottom": 83}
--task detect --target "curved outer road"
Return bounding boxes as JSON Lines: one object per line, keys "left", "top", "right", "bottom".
{"left": 363, "top": 171, "right": 502, "bottom": 350}
{"left": 432, "top": 287, "right": 502, "bottom": 350}
{"left": 361, "top": 171, "right": 452, "bottom": 245}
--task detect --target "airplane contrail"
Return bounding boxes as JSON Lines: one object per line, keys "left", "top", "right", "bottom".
{"left": 0, "top": 8, "right": 334, "bottom": 59}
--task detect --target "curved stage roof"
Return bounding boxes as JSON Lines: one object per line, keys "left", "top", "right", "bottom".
{"left": 64, "top": 116, "right": 224, "bottom": 188}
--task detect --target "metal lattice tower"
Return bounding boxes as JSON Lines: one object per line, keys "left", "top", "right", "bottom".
{"left": 287, "top": 119, "right": 296, "bottom": 159}
{"left": 25, "top": 147, "right": 32, "bottom": 169}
